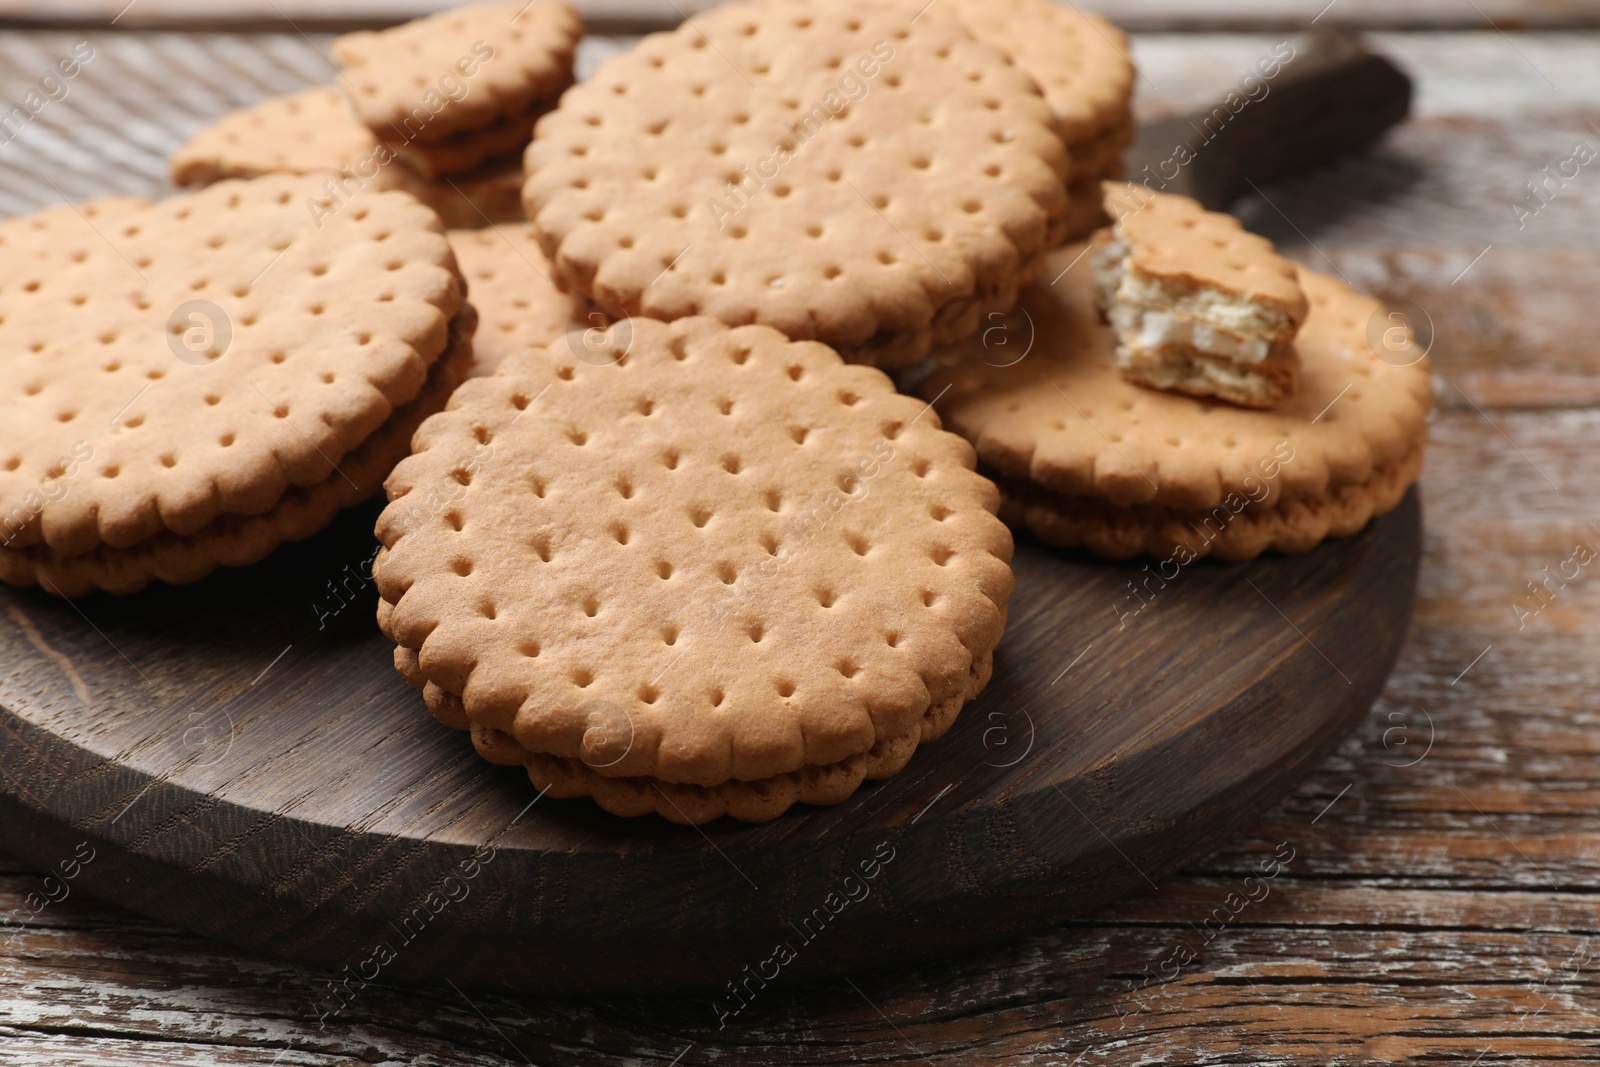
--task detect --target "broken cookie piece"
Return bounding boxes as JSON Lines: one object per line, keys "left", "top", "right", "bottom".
{"left": 1091, "top": 183, "right": 1308, "bottom": 409}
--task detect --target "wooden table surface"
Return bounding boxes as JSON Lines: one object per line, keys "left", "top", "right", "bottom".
{"left": 4, "top": 15, "right": 1600, "bottom": 1067}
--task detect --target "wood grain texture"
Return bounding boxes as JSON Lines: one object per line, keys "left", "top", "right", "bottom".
{"left": 3, "top": 24, "right": 1600, "bottom": 1067}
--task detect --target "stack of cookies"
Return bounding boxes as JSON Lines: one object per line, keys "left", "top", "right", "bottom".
{"left": 170, "top": 0, "right": 582, "bottom": 228}
{"left": 0, "top": 174, "right": 471, "bottom": 596}
{"left": 333, "top": 1, "right": 581, "bottom": 180}
{"left": 374, "top": 316, "right": 1013, "bottom": 824}
{"left": 918, "top": 187, "right": 1431, "bottom": 563}
{"left": 523, "top": 0, "right": 1070, "bottom": 369}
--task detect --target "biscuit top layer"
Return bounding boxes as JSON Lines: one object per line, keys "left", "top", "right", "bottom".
{"left": 1104, "top": 184, "right": 1309, "bottom": 334}
{"left": 170, "top": 87, "right": 388, "bottom": 187}
{"left": 334, "top": 0, "right": 581, "bottom": 144}
{"left": 374, "top": 316, "right": 1014, "bottom": 787}
{"left": 0, "top": 174, "right": 463, "bottom": 556}
{"left": 523, "top": 0, "right": 1068, "bottom": 366}
{"left": 921, "top": 243, "right": 1432, "bottom": 511}
{"left": 923, "top": 0, "right": 1135, "bottom": 142}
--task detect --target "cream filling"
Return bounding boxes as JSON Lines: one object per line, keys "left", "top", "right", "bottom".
{"left": 1093, "top": 233, "right": 1275, "bottom": 365}
{"left": 1111, "top": 306, "right": 1271, "bottom": 364}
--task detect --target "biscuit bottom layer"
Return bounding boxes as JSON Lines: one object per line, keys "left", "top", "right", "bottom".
{"left": 387, "top": 92, "right": 564, "bottom": 180}
{"left": 1118, "top": 340, "right": 1298, "bottom": 409}
{"left": 839, "top": 247, "right": 1055, "bottom": 370}
{"left": 995, "top": 444, "right": 1423, "bottom": 563}
{"left": 0, "top": 319, "right": 473, "bottom": 597}
{"left": 381, "top": 618, "right": 1003, "bottom": 825}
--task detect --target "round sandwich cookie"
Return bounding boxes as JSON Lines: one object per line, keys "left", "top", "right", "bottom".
{"left": 918, "top": 243, "right": 1432, "bottom": 562}
{"left": 2, "top": 311, "right": 474, "bottom": 599}
{"left": 374, "top": 315, "right": 1014, "bottom": 823}
{"left": 448, "top": 223, "right": 576, "bottom": 378}
{"left": 523, "top": 0, "right": 1070, "bottom": 369}
{"left": 334, "top": 0, "right": 581, "bottom": 161}
{"left": 0, "top": 173, "right": 467, "bottom": 593}
{"left": 169, "top": 87, "right": 527, "bottom": 228}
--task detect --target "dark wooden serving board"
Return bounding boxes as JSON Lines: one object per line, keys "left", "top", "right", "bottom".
{"left": 0, "top": 489, "right": 1420, "bottom": 996}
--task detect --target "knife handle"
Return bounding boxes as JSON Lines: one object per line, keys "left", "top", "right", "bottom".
{"left": 1124, "top": 28, "right": 1414, "bottom": 212}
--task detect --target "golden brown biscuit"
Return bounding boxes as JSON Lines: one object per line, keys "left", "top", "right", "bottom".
{"left": 388, "top": 104, "right": 547, "bottom": 180}
{"left": 0, "top": 174, "right": 462, "bottom": 563}
{"left": 523, "top": 0, "right": 1069, "bottom": 369}
{"left": 934, "top": 0, "right": 1135, "bottom": 145}
{"left": 374, "top": 315, "right": 1014, "bottom": 822}
{"left": 448, "top": 223, "right": 575, "bottom": 378}
{"left": 333, "top": 0, "right": 581, "bottom": 145}
{"left": 169, "top": 88, "right": 526, "bottom": 227}
{"left": 919, "top": 243, "right": 1431, "bottom": 561}
{"left": 1, "top": 309, "right": 474, "bottom": 597}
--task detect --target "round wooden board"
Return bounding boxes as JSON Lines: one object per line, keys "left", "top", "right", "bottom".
{"left": 0, "top": 490, "right": 1420, "bottom": 997}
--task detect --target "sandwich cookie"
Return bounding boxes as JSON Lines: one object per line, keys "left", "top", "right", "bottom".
{"left": 374, "top": 315, "right": 1013, "bottom": 822}
{"left": 523, "top": 0, "right": 1070, "bottom": 369}
{"left": 918, "top": 243, "right": 1431, "bottom": 562}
